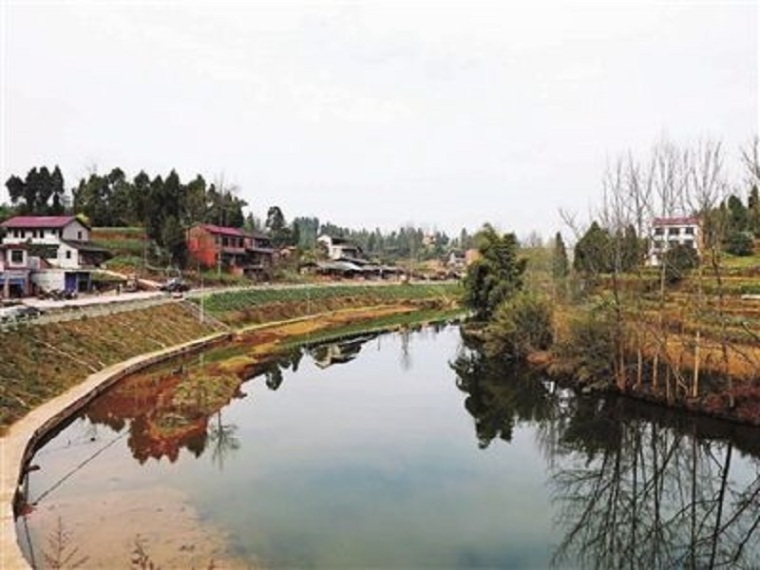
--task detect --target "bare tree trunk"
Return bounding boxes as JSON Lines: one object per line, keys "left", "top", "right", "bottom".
{"left": 692, "top": 330, "right": 701, "bottom": 399}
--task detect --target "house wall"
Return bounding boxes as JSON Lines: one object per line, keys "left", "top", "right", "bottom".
{"left": 4, "top": 227, "right": 62, "bottom": 244}
{"left": 647, "top": 222, "right": 701, "bottom": 266}
{"left": 3, "top": 220, "right": 89, "bottom": 245}
{"left": 3, "top": 248, "right": 28, "bottom": 269}
{"left": 62, "top": 221, "right": 90, "bottom": 242}
{"left": 187, "top": 226, "right": 219, "bottom": 268}
{"left": 317, "top": 236, "right": 361, "bottom": 260}
{"left": 31, "top": 270, "right": 66, "bottom": 292}
{"left": 56, "top": 242, "right": 81, "bottom": 269}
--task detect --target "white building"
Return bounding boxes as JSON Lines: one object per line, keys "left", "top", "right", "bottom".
{"left": 0, "top": 215, "right": 109, "bottom": 293}
{"left": 317, "top": 234, "right": 364, "bottom": 262}
{"left": 647, "top": 216, "right": 701, "bottom": 266}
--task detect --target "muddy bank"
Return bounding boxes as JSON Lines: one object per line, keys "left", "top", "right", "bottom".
{"left": 528, "top": 349, "right": 760, "bottom": 428}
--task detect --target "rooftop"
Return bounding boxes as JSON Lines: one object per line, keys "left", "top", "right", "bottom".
{"left": 197, "top": 224, "right": 268, "bottom": 240}
{"left": 0, "top": 215, "right": 81, "bottom": 229}
{"left": 652, "top": 216, "right": 700, "bottom": 227}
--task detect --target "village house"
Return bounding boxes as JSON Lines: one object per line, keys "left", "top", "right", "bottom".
{"left": 647, "top": 216, "right": 701, "bottom": 266}
{"left": 0, "top": 243, "right": 32, "bottom": 298}
{"left": 0, "top": 215, "right": 110, "bottom": 295}
{"left": 317, "top": 235, "right": 365, "bottom": 262}
{"left": 186, "top": 223, "right": 276, "bottom": 278}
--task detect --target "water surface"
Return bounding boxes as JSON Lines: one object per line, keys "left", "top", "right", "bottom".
{"left": 17, "top": 325, "right": 760, "bottom": 568}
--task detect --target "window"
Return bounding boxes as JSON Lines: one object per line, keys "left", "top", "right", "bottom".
{"left": 654, "top": 227, "right": 664, "bottom": 235}
{"left": 685, "top": 227, "right": 694, "bottom": 235}
{"left": 667, "top": 227, "right": 679, "bottom": 236}
{"left": 13, "top": 229, "right": 20, "bottom": 238}
{"left": 65, "top": 250, "right": 72, "bottom": 260}
{"left": 654, "top": 240, "right": 664, "bottom": 250}
{"left": 684, "top": 240, "right": 694, "bottom": 248}
{"left": 10, "top": 250, "right": 23, "bottom": 264}
{"left": 77, "top": 231, "right": 82, "bottom": 240}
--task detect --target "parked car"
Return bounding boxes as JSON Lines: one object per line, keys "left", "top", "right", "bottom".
{"left": 16, "top": 306, "right": 44, "bottom": 318}
{"left": 0, "top": 305, "right": 44, "bottom": 323}
{"left": 159, "top": 278, "right": 190, "bottom": 293}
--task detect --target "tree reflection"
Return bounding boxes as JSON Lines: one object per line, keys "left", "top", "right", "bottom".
{"left": 208, "top": 411, "right": 240, "bottom": 471}
{"left": 451, "top": 345, "right": 555, "bottom": 448}
{"left": 451, "top": 343, "right": 760, "bottom": 567}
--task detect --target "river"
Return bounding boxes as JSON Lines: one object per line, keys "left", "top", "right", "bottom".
{"left": 16, "top": 324, "right": 760, "bottom": 568}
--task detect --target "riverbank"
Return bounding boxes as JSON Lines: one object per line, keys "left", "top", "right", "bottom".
{"left": 534, "top": 348, "right": 760, "bottom": 428}
{"left": 2, "top": 283, "right": 460, "bottom": 569}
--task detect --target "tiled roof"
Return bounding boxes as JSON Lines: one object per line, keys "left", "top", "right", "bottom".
{"left": 198, "top": 224, "right": 269, "bottom": 240}
{"left": 0, "top": 215, "right": 78, "bottom": 229}
{"left": 199, "top": 224, "right": 246, "bottom": 238}
{"left": 652, "top": 217, "right": 700, "bottom": 226}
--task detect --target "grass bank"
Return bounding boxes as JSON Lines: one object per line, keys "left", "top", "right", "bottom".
{"left": 192, "top": 283, "right": 461, "bottom": 326}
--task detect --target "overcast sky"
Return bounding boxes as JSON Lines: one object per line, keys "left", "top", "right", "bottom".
{"left": 1, "top": 1, "right": 757, "bottom": 238}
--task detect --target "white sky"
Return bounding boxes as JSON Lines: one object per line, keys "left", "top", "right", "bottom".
{"left": 1, "top": 0, "right": 758, "bottom": 238}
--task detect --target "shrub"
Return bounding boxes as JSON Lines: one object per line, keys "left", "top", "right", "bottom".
{"left": 483, "top": 292, "right": 553, "bottom": 360}
{"left": 724, "top": 231, "right": 754, "bottom": 256}
{"left": 555, "top": 298, "right": 619, "bottom": 383}
{"left": 663, "top": 243, "right": 699, "bottom": 284}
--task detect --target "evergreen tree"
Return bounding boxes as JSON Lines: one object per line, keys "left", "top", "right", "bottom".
{"left": 463, "top": 224, "right": 527, "bottom": 321}
{"left": 619, "top": 224, "right": 642, "bottom": 271}
{"left": 266, "top": 206, "right": 291, "bottom": 247}
{"left": 50, "top": 166, "right": 66, "bottom": 214}
{"left": 552, "top": 231, "right": 569, "bottom": 280}
{"left": 574, "top": 221, "right": 613, "bottom": 274}
{"left": 726, "top": 194, "right": 748, "bottom": 233}
{"left": 748, "top": 185, "right": 760, "bottom": 236}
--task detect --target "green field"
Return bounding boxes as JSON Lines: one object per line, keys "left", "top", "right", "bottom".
{"left": 194, "top": 283, "right": 461, "bottom": 315}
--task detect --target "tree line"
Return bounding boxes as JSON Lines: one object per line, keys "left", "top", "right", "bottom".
{"left": 3, "top": 166, "right": 478, "bottom": 266}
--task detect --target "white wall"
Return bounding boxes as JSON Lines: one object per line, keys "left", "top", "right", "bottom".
{"left": 3, "top": 220, "right": 89, "bottom": 245}
{"left": 31, "top": 270, "right": 66, "bottom": 291}
{"left": 62, "top": 220, "right": 90, "bottom": 242}
{"left": 56, "top": 243, "right": 80, "bottom": 269}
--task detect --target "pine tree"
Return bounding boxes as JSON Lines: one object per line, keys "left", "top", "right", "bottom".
{"left": 552, "top": 231, "right": 569, "bottom": 280}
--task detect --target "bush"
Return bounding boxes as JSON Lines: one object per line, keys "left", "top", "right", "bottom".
{"left": 663, "top": 243, "right": 699, "bottom": 284}
{"left": 483, "top": 292, "right": 553, "bottom": 360}
{"left": 724, "top": 231, "right": 754, "bottom": 256}
{"left": 555, "top": 298, "right": 619, "bottom": 383}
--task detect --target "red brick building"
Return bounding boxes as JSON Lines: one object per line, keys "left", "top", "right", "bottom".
{"left": 186, "top": 224, "right": 275, "bottom": 277}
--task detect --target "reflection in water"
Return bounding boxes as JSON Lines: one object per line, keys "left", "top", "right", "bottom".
{"left": 208, "top": 411, "right": 240, "bottom": 471}
{"left": 85, "top": 364, "right": 234, "bottom": 464}
{"left": 309, "top": 334, "right": 377, "bottom": 369}
{"left": 82, "top": 335, "right": 390, "bottom": 464}
{"left": 17, "top": 325, "right": 760, "bottom": 569}
{"left": 452, "top": 338, "right": 760, "bottom": 569}
{"left": 451, "top": 346, "right": 555, "bottom": 449}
